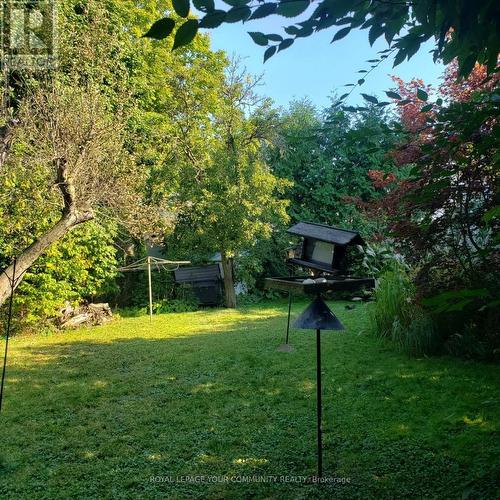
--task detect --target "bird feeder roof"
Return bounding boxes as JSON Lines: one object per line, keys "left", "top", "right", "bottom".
{"left": 287, "top": 221, "right": 365, "bottom": 246}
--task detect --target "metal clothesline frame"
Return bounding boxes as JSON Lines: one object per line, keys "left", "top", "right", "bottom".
{"left": 117, "top": 256, "right": 191, "bottom": 322}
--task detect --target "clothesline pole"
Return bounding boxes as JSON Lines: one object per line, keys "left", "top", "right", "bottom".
{"left": 147, "top": 256, "right": 153, "bottom": 323}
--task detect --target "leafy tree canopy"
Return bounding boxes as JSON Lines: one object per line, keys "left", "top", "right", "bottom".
{"left": 144, "top": 0, "right": 499, "bottom": 77}
{"left": 267, "top": 99, "right": 400, "bottom": 235}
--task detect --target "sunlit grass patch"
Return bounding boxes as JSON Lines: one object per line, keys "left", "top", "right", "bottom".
{"left": 1, "top": 300, "right": 499, "bottom": 498}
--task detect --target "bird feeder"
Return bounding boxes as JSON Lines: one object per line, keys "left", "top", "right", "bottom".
{"left": 267, "top": 221, "right": 373, "bottom": 348}
{"left": 287, "top": 221, "right": 365, "bottom": 275}
{"left": 264, "top": 221, "right": 375, "bottom": 478}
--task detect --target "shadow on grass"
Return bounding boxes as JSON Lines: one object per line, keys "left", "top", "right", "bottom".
{"left": 1, "top": 303, "right": 499, "bottom": 499}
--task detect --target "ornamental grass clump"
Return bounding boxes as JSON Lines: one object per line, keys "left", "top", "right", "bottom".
{"left": 370, "top": 265, "right": 439, "bottom": 356}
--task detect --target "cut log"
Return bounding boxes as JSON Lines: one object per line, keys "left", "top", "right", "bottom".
{"left": 58, "top": 302, "right": 113, "bottom": 329}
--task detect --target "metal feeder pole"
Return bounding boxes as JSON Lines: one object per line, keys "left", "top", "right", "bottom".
{"left": 277, "top": 292, "right": 294, "bottom": 352}
{"left": 292, "top": 294, "right": 345, "bottom": 479}
{"left": 316, "top": 327, "right": 323, "bottom": 478}
{"left": 285, "top": 291, "right": 292, "bottom": 344}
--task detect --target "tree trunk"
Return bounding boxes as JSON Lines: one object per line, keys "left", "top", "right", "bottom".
{"left": 221, "top": 251, "right": 236, "bottom": 309}
{"left": 0, "top": 209, "right": 93, "bottom": 307}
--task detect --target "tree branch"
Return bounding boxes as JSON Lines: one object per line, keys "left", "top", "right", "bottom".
{"left": 0, "top": 119, "right": 19, "bottom": 170}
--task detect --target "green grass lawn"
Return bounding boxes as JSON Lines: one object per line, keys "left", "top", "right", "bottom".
{"left": 1, "top": 300, "right": 499, "bottom": 499}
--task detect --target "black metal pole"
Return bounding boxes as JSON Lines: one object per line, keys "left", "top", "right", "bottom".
{"left": 316, "top": 327, "right": 322, "bottom": 478}
{"left": 285, "top": 292, "right": 292, "bottom": 344}
{"left": 0, "top": 258, "right": 16, "bottom": 414}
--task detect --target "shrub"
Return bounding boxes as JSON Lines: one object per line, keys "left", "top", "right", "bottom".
{"left": 370, "top": 265, "right": 439, "bottom": 356}
{"left": 153, "top": 298, "right": 198, "bottom": 314}
{"left": 2, "top": 221, "right": 118, "bottom": 331}
{"left": 357, "top": 241, "right": 407, "bottom": 277}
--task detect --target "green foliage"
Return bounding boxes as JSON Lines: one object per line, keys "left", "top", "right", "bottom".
{"left": 0, "top": 0, "right": 231, "bottom": 324}
{"left": 370, "top": 266, "right": 439, "bottom": 356}
{"left": 153, "top": 297, "right": 198, "bottom": 313}
{"left": 237, "top": 288, "right": 284, "bottom": 305}
{"left": 234, "top": 229, "right": 290, "bottom": 292}
{"left": 13, "top": 222, "right": 118, "bottom": 326}
{"left": 360, "top": 241, "right": 407, "bottom": 277}
{"left": 161, "top": 66, "right": 290, "bottom": 279}
{"left": 267, "top": 99, "right": 400, "bottom": 235}
{"left": 391, "top": 312, "right": 438, "bottom": 358}
{"left": 145, "top": 1, "right": 499, "bottom": 77}
{"left": 238, "top": 100, "right": 405, "bottom": 293}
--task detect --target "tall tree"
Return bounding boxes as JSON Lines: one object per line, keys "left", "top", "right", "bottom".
{"left": 0, "top": 81, "right": 156, "bottom": 306}
{"left": 268, "top": 99, "right": 399, "bottom": 236}
{"left": 0, "top": 0, "right": 224, "bottom": 309}
{"left": 165, "top": 64, "right": 289, "bottom": 308}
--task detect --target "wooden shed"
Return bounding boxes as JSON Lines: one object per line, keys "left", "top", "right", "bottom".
{"left": 174, "top": 264, "right": 223, "bottom": 306}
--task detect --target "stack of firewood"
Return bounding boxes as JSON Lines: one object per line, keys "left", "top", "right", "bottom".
{"left": 58, "top": 302, "right": 113, "bottom": 329}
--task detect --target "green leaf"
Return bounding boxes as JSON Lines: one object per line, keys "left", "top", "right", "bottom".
{"left": 417, "top": 88, "right": 428, "bottom": 101}
{"left": 192, "top": 0, "right": 215, "bottom": 12}
{"left": 316, "top": 14, "right": 337, "bottom": 31}
{"left": 486, "top": 298, "right": 500, "bottom": 309}
{"left": 358, "top": 78, "right": 365, "bottom": 85}
{"left": 423, "top": 289, "right": 489, "bottom": 313}
{"left": 361, "top": 93, "right": 378, "bottom": 104}
{"left": 248, "top": 31, "right": 268, "bottom": 46}
{"left": 420, "top": 104, "right": 433, "bottom": 112}
{"left": 483, "top": 205, "right": 500, "bottom": 222}
{"left": 266, "top": 33, "right": 283, "bottom": 42}
{"left": 436, "top": 98, "right": 443, "bottom": 106}
{"left": 249, "top": 3, "right": 277, "bottom": 20}
{"left": 284, "top": 25, "right": 301, "bottom": 36}
{"left": 276, "top": 0, "right": 309, "bottom": 17}
{"left": 222, "top": 0, "right": 249, "bottom": 5}
{"left": 393, "top": 49, "right": 406, "bottom": 67}
{"left": 225, "top": 6, "right": 251, "bottom": 22}
{"left": 385, "top": 90, "right": 401, "bottom": 100}
{"left": 173, "top": 0, "right": 190, "bottom": 18}
{"left": 458, "top": 53, "right": 477, "bottom": 78}
{"left": 339, "top": 93, "right": 349, "bottom": 100}
{"left": 295, "top": 24, "right": 313, "bottom": 38}
{"left": 278, "top": 38, "right": 294, "bottom": 51}
{"left": 199, "top": 10, "right": 226, "bottom": 28}
{"left": 172, "top": 19, "right": 198, "bottom": 49}
{"left": 331, "top": 27, "right": 350, "bottom": 42}
{"left": 143, "top": 18, "right": 176, "bottom": 40}
{"left": 368, "top": 24, "right": 384, "bottom": 46}
{"left": 264, "top": 45, "right": 277, "bottom": 62}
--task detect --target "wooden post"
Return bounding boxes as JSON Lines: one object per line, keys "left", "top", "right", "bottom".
{"left": 147, "top": 256, "right": 153, "bottom": 322}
